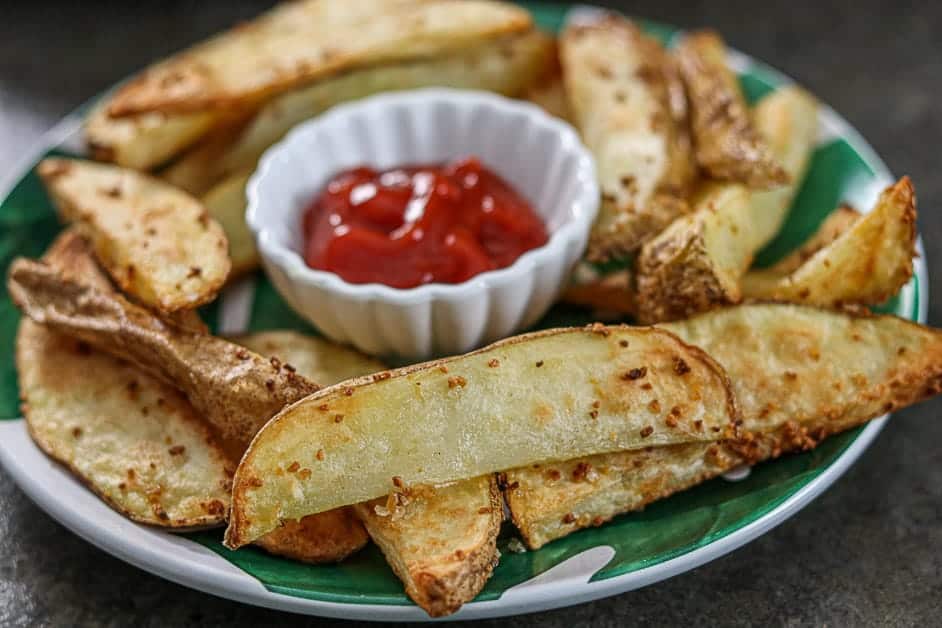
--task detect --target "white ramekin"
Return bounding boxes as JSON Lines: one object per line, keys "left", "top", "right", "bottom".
{"left": 246, "top": 88, "right": 598, "bottom": 359}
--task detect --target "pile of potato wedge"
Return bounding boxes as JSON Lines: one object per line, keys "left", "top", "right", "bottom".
{"left": 8, "top": 0, "right": 940, "bottom": 618}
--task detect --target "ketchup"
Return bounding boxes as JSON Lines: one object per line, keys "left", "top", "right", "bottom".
{"left": 302, "top": 157, "right": 548, "bottom": 288}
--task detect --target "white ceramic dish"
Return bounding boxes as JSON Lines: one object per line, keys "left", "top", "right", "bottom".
{"left": 246, "top": 88, "right": 599, "bottom": 359}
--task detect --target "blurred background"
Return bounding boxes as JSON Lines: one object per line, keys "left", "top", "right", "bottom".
{"left": 1, "top": 2, "right": 940, "bottom": 626}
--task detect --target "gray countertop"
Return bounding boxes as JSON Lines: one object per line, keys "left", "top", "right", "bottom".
{"left": 2, "top": 1, "right": 941, "bottom": 626}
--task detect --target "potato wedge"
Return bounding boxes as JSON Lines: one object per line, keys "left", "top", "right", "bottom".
{"left": 11, "top": 247, "right": 373, "bottom": 560}
{"left": 506, "top": 303, "right": 942, "bottom": 547}
{"left": 234, "top": 330, "right": 386, "bottom": 386}
{"left": 676, "top": 31, "right": 787, "bottom": 188}
{"left": 8, "top": 257, "right": 318, "bottom": 450}
{"left": 756, "top": 204, "right": 861, "bottom": 277}
{"left": 236, "top": 330, "right": 498, "bottom": 611}
{"left": 17, "top": 319, "right": 233, "bottom": 528}
{"left": 354, "top": 476, "right": 502, "bottom": 617}
{"left": 235, "top": 330, "right": 385, "bottom": 561}
{"left": 12, "top": 254, "right": 371, "bottom": 560}
{"left": 85, "top": 102, "right": 218, "bottom": 170}
{"left": 660, "top": 303, "right": 942, "bottom": 436}
{"left": 741, "top": 178, "right": 916, "bottom": 306}
{"left": 224, "top": 325, "right": 738, "bottom": 547}
{"left": 200, "top": 171, "right": 259, "bottom": 278}
{"left": 560, "top": 15, "right": 696, "bottom": 261}
{"left": 107, "top": 0, "right": 531, "bottom": 117}
{"left": 16, "top": 233, "right": 232, "bottom": 529}
{"left": 37, "top": 158, "right": 230, "bottom": 312}
{"left": 747, "top": 86, "right": 820, "bottom": 246}
{"left": 635, "top": 183, "right": 752, "bottom": 323}
{"left": 505, "top": 442, "right": 726, "bottom": 548}
{"left": 164, "top": 31, "right": 555, "bottom": 194}
{"left": 635, "top": 86, "right": 818, "bottom": 323}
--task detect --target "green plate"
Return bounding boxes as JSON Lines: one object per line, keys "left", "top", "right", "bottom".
{"left": 0, "top": 2, "right": 925, "bottom": 621}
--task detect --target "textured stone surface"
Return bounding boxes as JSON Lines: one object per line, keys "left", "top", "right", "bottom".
{"left": 2, "top": 1, "right": 941, "bottom": 626}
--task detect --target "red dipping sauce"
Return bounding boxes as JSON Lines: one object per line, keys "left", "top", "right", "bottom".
{"left": 302, "top": 157, "right": 548, "bottom": 289}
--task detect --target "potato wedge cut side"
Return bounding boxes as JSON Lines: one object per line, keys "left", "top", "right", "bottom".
{"left": 662, "top": 304, "right": 942, "bottom": 437}
{"left": 163, "top": 31, "right": 555, "bottom": 193}
{"left": 676, "top": 31, "right": 787, "bottom": 188}
{"left": 85, "top": 102, "right": 218, "bottom": 170}
{"left": 561, "top": 15, "right": 696, "bottom": 261}
{"left": 225, "top": 325, "right": 738, "bottom": 547}
{"left": 108, "top": 0, "right": 532, "bottom": 116}
{"left": 755, "top": 204, "right": 861, "bottom": 277}
{"left": 37, "top": 158, "right": 231, "bottom": 312}
{"left": 354, "top": 476, "right": 502, "bottom": 617}
{"left": 741, "top": 178, "right": 916, "bottom": 307}
{"left": 747, "top": 86, "right": 819, "bottom": 247}
{"left": 17, "top": 320, "right": 233, "bottom": 529}
{"left": 507, "top": 304, "right": 942, "bottom": 547}
{"left": 506, "top": 442, "right": 726, "bottom": 549}
{"left": 200, "top": 171, "right": 259, "bottom": 278}
{"left": 635, "top": 86, "right": 818, "bottom": 323}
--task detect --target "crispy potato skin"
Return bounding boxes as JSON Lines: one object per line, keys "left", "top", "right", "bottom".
{"left": 107, "top": 0, "right": 531, "bottom": 117}
{"left": 37, "top": 158, "right": 231, "bottom": 313}
{"left": 561, "top": 15, "right": 695, "bottom": 261}
{"left": 507, "top": 304, "right": 942, "bottom": 547}
{"left": 225, "top": 325, "right": 738, "bottom": 548}
{"left": 676, "top": 31, "right": 787, "bottom": 188}
{"left": 742, "top": 178, "right": 917, "bottom": 307}
{"left": 354, "top": 476, "right": 502, "bottom": 617}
